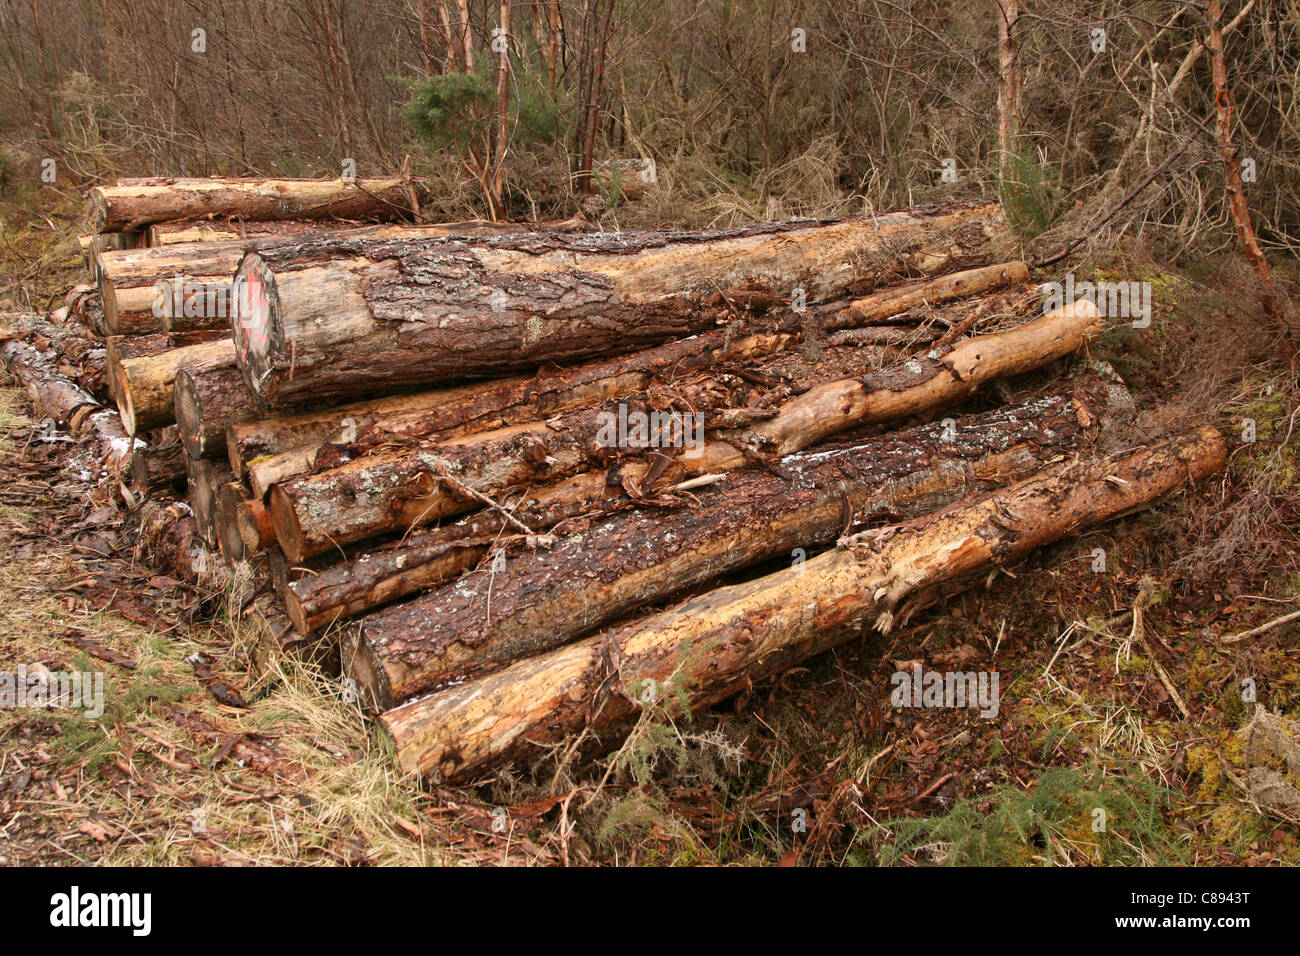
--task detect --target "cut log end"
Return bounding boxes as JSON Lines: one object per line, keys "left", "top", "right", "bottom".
{"left": 268, "top": 484, "right": 309, "bottom": 563}
{"left": 231, "top": 254, "right": 278, "bottom": 397}
{"left": 174, "top": 370, "right": 204, "bottom": 458}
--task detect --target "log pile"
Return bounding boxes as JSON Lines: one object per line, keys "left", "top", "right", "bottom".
{"left": 2, "top": 181, "right": 1227, "bottom": 786}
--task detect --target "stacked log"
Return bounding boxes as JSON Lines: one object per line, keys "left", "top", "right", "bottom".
{"left": 39, "top": 181, "right": 1228, "bottom": 786}
{"left": 229, "top": 198, "right": 1007, "bottom": 407}
{"left": 380, "top": 427, "right": 1226, "bottom": 782}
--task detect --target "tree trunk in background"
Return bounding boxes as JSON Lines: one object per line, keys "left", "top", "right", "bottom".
{"left": 1206, "top": 0, "right": 1289, "bottom": 346}
{"left": 995, "top": 0, "right": 1021, "bottom": 175}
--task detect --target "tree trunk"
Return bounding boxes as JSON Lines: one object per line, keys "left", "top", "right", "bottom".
{"left": 185, "top": 455, "right": 232, "bottom": 546}
{"left": 269, "top": 302, "right": 1100, "bottom": 561}
{"left": 1207, "top": 0, "right": 1287, "bottom": 340}
{"left": 131, "top": 440, "right": 187, "bottom": 494}
{"left": 231, "top": 199, "right": 1007, "bottom": 407}
{"left": 379, "top": 425, "right": 1227, "bottom": 782}
{"left": 995, "top": 0, "right": 1021, "bottom": 175}
{"left": 146, "top": 219, "right": 349, "bottom": 246}
{"left": 0, "top": 329, "right": 99, "bottom": 425}
{"left": 343, "top": 375, "right": 1124, "bottom": 707}
{"left": 112, "top": 338, "right": 237, "bottom": 435}
{"left": 87, "top": 177, "right": 425, "bottom": 233}
{"left": 174, "top": 359, "right": 259, "bottom": 460}
{"left": 214, "top": 481, "right": 274, "bottom": 561}
{"left": 238, "top": 260, "right": 1027, "bottom": 489}
{"left": 97, "top": 217, "right": 593, "bottom": 335}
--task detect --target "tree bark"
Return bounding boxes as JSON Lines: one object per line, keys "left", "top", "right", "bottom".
{"left": 97, "top": 218, "right": 593, "bottom": 336}
{"left": 131, "top": 440, "right": 187, "bottom": 494}
{"left": 174, "top": 359, "right": 259, "bottom": 460}
{"left": 379, "top": 425, "right": 1227, "bottom": 782}
{"left": 344, "top": 374, "right": 1124, "bottom": 707}
{"left": 87, "top": 177, "right": 425, "bottom": 233}
{"left": 214, "top": 481, "right": 274, "bottom": 562}
{"left": 112, "top": 338, "right": 237, "bottom": 435}
{"left": 1207, "top": 0, "right": 1287, "bottom": 341}
{"left": 0, "top": 328, "right": 99, "bottom": 425}
{"left": 231, "top": 199, "right": 1007, "bottom": 407}
{"left": 185, "top": 455, "right": 232, "bottom": 547}
{"left": 269, "top": 302, "right": 1100, "bottom": 561}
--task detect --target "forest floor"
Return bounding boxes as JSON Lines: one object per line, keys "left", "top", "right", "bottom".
{"left": 0, "top": 194, "right": 1298, "bottom": 866}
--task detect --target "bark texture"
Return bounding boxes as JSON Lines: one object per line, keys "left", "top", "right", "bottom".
{"left": 231, "top": 199, "right": 1007, "bottom": 406}
{"left": 380, "top": 426, "right": 1227, "bottom": 782}
{"left": 346, "top": 375, "right": 1124, "bottom": 707}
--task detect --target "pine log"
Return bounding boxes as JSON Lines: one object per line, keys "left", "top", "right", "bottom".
{"left": 379, "top": 425, "right": 1227, "bottom": 782}
{"left": 185, "top": 455, "right": 230, "bottom": 546}
{"left": 147, "top": 220, "right": 341, "bottom": 246}
{"left": 174, "top": 359, "right": 258, "bottom": 460}
{"left": 83, "top": 409, "right": 143, "bottom": 480}
{"left": 136, "top": 499, "right": 203, "bottom": 584}
{"left": 113, "top": 338, "right": 237, "bottom": 435}
{"left": 838, "top": 260, "right": 1029, "bottom": 322}
{"left": 0, "top": 330, "right": 99, "bottom": 425}
{"left": 157, "top": 276, "right": 235, "bottom": 332}
{"left": 214, "top": 482, "right": 275, "bottom": 560}
{"left": 231, "top": 199, "right": 1007, "bottom": 407}
{"left": 228, "top": 260, "right": 1024, "bottom": 478}
{"left": 342, "top": 376, "right": 1123, "bottom": 706}
{"left": 238, "top": 266, "right": 1027, "bottom": 487}
{"left": 131, "top": 440, "right": 187, "bottom": 493}
{"left": 146, "top": 217, "right": 587, "bottom": 246}
{"left": 98, "top": 218, "right": 595, "bottom": 336}
{"left": 281, "top": 471, "right": 612, "bottom": 632}
{"left": 87, "top": 177, "right": 424, "bottom": 233}
{"left": 269, "top": 301, "right": 1100, "bottom": 562}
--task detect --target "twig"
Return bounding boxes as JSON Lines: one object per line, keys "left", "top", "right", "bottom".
{"left": 1221, "top": 608, "right": 1300, "bottom": 645}
{"left": 1131, "top": 581, "right": 1190, "bottom": 719}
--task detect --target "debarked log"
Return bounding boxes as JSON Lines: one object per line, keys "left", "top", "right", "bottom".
{"left": 87, "top": 177, "right": 424, "bottom": 233}
{"left": 378, "top": 425, "right": 1227, "bottom": 782}
{"left": 343, "top": 374, "right": 1123, "bottom": 708}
